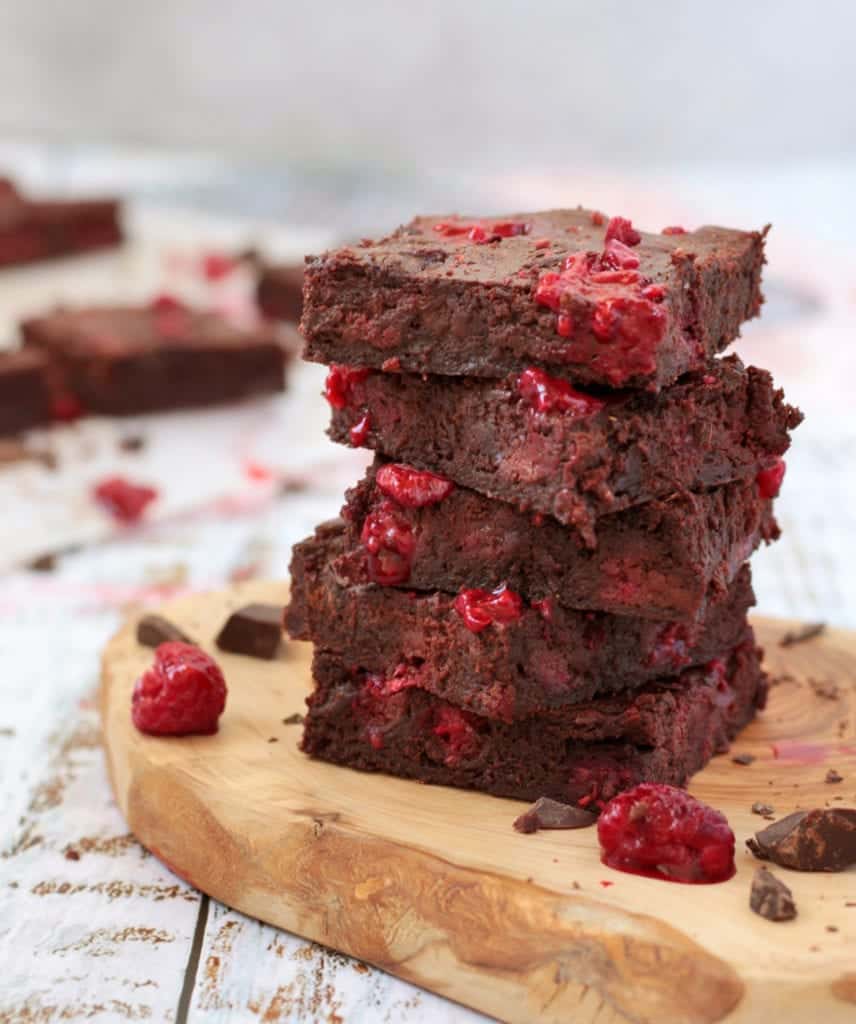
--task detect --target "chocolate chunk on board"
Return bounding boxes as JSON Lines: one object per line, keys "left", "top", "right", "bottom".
{"left": 747, "top": 808, "right": 856, "bottom": 871}
{"left": 513, "top": 797, "right": 597, "bottom": 833}
{"left": 779, "top": 622, "right": 826, "bottom": 647}
{"left": 750, "top": 867, "right": 797, "bottom": 921}
{"left": 137, "top": 614, "right": 195, "bottom": 648}
{"left": 216, "top": 603, "right": 283, "bottom": 660}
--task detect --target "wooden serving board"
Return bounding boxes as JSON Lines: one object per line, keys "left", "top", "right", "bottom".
{"left": 100, "top": 582, "right": 856, "bottom": 1024}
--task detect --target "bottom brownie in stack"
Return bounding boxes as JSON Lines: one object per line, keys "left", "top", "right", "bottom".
{"left": 286, "top": 520, "right": 766, "bottom": 805}
{"left": 301, "top": 638, "right": 765, "bottom": 806}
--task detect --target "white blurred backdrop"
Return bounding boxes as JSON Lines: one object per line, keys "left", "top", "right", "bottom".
{"left": 0, "top": 0, "right": 853, "bottom": 173}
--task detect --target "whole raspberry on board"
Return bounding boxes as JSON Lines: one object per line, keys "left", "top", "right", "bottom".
{"left": 597, "top": 783, "right": 735, "bottom": 883}
{"left": 132, "top": 641, "right": 227, "bottom": 736}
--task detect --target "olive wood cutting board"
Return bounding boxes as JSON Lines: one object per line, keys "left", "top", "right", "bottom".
{"left": 100, "top": 580, "right": 856, "bottom": 1024}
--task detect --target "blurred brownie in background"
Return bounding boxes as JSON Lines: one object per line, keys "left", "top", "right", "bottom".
{"left": 21, "top": 295, "right": 289, "bottom": 417}
{"left": 257, "top": 262, "right": 304, "bottom": 323}
{"left": 0, "top": 349, "right": 51, "bottom": 435}
{"left": 0, "top": 177, "right": 122, "bottom": 268}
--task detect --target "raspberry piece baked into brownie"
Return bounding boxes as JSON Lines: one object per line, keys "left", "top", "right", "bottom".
{"left": 286, "top": 204, "right": 800, "bottom": 810}
{"left": 21, "top": 298, "right": 289, "bottom": 416}
{"left": 301, "top": 209, "right": 767, "bottom": 391}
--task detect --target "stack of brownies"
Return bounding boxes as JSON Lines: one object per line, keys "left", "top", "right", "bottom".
{"left": 286, "top": 208, "right": 802, "bottom": 808}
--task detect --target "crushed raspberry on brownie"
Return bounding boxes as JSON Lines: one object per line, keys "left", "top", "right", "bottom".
{"left": 93, "top": 476, "right": 158, "bottom": 524}
{"left": 132, "top": 641, "right": 227, "bottom": 735}
{"left": 360, "top": 499, "right": 416, "bottom": 584}
{"left": 604, "top": 216, "right": 641, "bottom": 247}
{"left": 646, "top": 623, "right": 691, "bottom": 669}
{"left": 433, "top": 220, "right": 530, "bottom": 243}
{"left": 597, "top": 783, "right": 736, "bottom": 883}
{"left": 375, "top": 462, "right": 454, "bottom": 507}
{"left": 454, "top": 584, "right": 524, "bottom": 633}
{"left": 757, "top": 458, "right": 786, "bottom": 499}
{"left": 517, "top": 367, "right": 606, "bottom": 417}
{"left": 324, "top": 365, "right": 370, "bottom": 409}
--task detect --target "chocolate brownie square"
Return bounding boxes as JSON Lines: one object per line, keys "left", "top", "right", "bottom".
{"left": 21, "top": 297, "right": 288, "bottom": 416}
{"left": 286, "top": 521, "right": 755, "bottom": 719}
{"left": 301, "top": 633, "right": 766, "bottom": 806}
{"left": 340, "top": 459, "right": 778, "bottom": 621}
{"left": 257, "top": 263, "right": 304, "bottom": 322}
{"left": 0, "top": 349, "right": 51, "bottom": 434}
{"left": 302, "top": 209, "right": 767, "bottom": 390}
{"left": 0, "top": 177, "right": 122, "bottom": 267}
{"left": 327, "top": 356, "right": 801, "bottom": 543}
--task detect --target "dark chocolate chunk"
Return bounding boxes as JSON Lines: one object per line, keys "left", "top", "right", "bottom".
{"left": 752, "top": 801, "right": 776, "bottom": 817}
{"left": 27, "top": 552, "right": 57, "bottom": 572}
{"left": 282, "top": 713, "right": 305, "bottom": 725}
{"left": 513, "top": 797, "right": 598, "bottom": 833}
{"left": 747, "top": 808, "right": 856, "bottom": 872}
{"left": 825, "top": 769, "right": 844, "bottom": 784}
{"left": 137, "top": 614, "right": 195, "bottom": 648}
{"left": 780, "top": 622, "right": 826, "bottom": 647}
{"left": 216, "top": 602, "right": 283, "bottom": 659}
{"left": 732, "top": 752, "right": 756, "bottom": 766}
{"left": 750, "top": 867, "right": 797, "bottom": 921}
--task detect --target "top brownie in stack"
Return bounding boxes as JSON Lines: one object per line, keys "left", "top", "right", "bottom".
{"left": 301, "top": 209, "right": 767, "bottom": 390}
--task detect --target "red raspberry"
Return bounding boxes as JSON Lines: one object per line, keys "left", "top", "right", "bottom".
{"left": 324, "top": 365, "right": 370, "bottom": 409}
{"left": 517, "top": 367, "right": 606, "bottom": 417}
{"left": 604, "top": 216, "right": 641, "bottom": 247}
{"left": 597, "top": 783, "right": 735, "bottom": 883}
{"left": 200, "top": 251, "right": 235, "bottom": 281}
{"left": 375, "top": 462, "right": 454, "bottom": 507}
{"left": 662, "top": 225, "right": 687, "bottom": 236}
{"left": 150, "top": 293, "right": 186, "bottom": 314}
{"left": 93, "top": 476, "right": 158, "bottom": 524}
{"left": 360, "top": 499, "right": 416, "bottom": 584}
{"left": 132, "top": 641, "right": 227, "bottom": 735}
{"left": 454, "top": 584, "right": 524, "bottom": 633}
{"left": 757, "top": 458, "right": 786, "bottom": 499}
{"left": 51, "top": 394, "right": 85, "bottom": 423}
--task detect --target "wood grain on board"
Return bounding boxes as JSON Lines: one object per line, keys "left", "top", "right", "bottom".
{"left": 100, "top": 581, "right": 856, "bottom": 1024}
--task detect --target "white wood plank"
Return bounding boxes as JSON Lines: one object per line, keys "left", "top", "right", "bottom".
{"left": 0, "top": 611, "right": 201, "bottom": 1022}
{"left": 187, "top": 900, "right": 492, "bottom": 1024}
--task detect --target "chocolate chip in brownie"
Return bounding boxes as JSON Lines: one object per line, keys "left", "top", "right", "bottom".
{"left": 750, "top": 866, "right": 797, "bottom": 921}
{"left": 216, "top": 603, "right": 283, "bottom": 660}
{"left": 513, "top": 796, "right": 597, "bottom": 834}
{"left": 747, "top": 808, "right": 856, "bottom": 871}
{"left": 137, "top": 614, "right": 195, "bottom": 648}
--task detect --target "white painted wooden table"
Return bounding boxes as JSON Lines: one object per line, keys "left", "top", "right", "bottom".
{"left": 1, "top": 156, "right": 855, "bottom": 1022}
